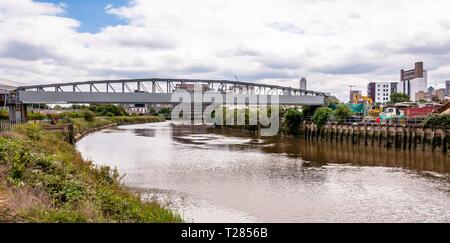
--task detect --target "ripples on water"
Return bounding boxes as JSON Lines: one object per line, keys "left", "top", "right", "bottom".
{"left": 76, "top": 122, "right": 450, "bottom": 223}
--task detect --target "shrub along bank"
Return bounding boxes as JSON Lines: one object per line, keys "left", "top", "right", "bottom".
{"left": 70, "top": 116, "right": 163, "bottom": 136}
{"left": 0, "top": 117, "right": 182, "bottom": 223}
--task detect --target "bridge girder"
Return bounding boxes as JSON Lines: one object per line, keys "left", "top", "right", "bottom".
{"left": 13, "top": 78, "right": 328, "bottom": 106}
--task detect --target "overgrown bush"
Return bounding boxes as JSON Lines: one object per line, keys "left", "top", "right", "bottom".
{"left": 423, "top": 114, "right": 450, "bottom": 130}
{"left": 83, "top": 110, "right": 95, "bottom": 122}
{"left": 312, "top": 107, "right": 333, "bottom": 128}
{"left": 28, "top": 111, "right": 47, "bottom": 120}
{"left": 89, "top": 104, "right": 126, "bottom": 117}
{"left": 158, "top": 108, "right": 172, "bottom": 117}
{"left": 333, "top": 104, "right": 353, "bottom": 124}
{"left": 149, "top": 108, "right": 158, "bottom": 116}
{"left": 284, "top": 108, "right": 303, "bottom": 135}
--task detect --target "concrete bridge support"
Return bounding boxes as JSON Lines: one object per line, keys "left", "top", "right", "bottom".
{"left": 8, "top": 103, "right": 28, "bottom": 122}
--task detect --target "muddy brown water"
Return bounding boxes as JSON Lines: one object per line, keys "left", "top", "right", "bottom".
{"left": 76, "top": 122, "right": 450, "bottom": 223}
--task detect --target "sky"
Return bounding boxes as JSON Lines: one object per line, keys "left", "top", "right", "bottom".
{"left": 1, "top": 0, "right": 450, "bottom": 101}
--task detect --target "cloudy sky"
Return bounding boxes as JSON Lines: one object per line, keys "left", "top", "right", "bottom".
{"left": 1, "top": 0, "right": 450, "bottom": 101}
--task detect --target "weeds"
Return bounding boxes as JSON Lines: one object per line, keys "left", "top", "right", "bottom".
{"left": 0, "top": 119, "right": 182, "bottom": 223}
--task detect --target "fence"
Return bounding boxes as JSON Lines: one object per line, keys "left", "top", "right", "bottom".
{"left": 304, "top": 116, "right": 427, "bottom": 127}
{"left": 0, "top": 119, "right": 52, "bottom": 133}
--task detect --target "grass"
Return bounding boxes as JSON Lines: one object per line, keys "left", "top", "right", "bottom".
{"left": 0, "top": 117, "right": 182, "bottom": 223}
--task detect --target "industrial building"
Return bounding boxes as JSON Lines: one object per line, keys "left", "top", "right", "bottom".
{"left": 398, "top": 62, "right": 428, "bottom": 102}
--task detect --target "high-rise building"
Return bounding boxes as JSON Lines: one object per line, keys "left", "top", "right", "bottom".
{"left": 398, "top": 62, "right": 428, "bottom": 102}
{"left": 415, "top": 91, "right": 427, "bottom": 102}
{"left": 428, "top": 86, "right": 435, "bottom": 97}
{"left": 446, "top": 80, "right": 450, "bottom": 96}
{"left": 300, "top": 77, "right": 307, "bottom": 90}
{"left": 367, "top": 82, "right": 397, "bottom": 104}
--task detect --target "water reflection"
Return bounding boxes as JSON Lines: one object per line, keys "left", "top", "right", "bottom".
{"left": 204, "top": 128, "right": 450, "bottom": 175}
{"left": 76, "top": 122, "right": 450, "bottom": 223}
{"left": 134, "top": 128, "right": 156, "bottom": 138}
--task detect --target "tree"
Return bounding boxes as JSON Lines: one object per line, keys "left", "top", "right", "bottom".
{"left": 158, "top": 108, "right": 172, "bottom": 117}
{"left": 312, "top": 107, "right": 333, "bottom": 128}
{"left": 390, "top": 92, "right": 410, "bottom": 104}
{"left": 0, "top": 109, "right": 9, "bottom": 120}
{"left": 302, "top": 106, "right": 319, "bottom": 118}
{"left": 423, "top": 114, "right": 450, "bottom": 130}
{"left": 89, "top": 104, "right": 126, "bottom": 117}
{"left": 149, "top": 108, "right": 158, "bottom": 116}
{"left": 333, "top": 104, "right": 353, "bottom": 124}
{"left": 418, "top": 99, "right": 428, "bottom": 104}
{"left": 284, "top": 108, "right": 303, "bottom": 135}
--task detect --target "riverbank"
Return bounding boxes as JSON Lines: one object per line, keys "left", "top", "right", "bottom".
{"left": 218, "top": 122, "right": 449, "bottom": 152}
{"left": 0, "top": 116, "right": 183, "bottom": 223}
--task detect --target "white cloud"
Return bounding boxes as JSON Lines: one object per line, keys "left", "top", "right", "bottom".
{"left": 1, "top": 0, "right": 450, "bottom": 101}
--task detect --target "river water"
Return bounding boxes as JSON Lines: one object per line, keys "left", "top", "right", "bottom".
{"left": 76, "top": 122, "right": 450, "bottom": 223}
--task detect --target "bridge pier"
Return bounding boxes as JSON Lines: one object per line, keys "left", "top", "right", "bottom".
{"left": 8, "top": 103, "right": 28, "bottom": 122}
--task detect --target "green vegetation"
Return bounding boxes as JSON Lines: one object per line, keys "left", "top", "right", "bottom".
{"left": 423, "top": 114, "right": 450, "bottom": 130}
{"left": 27, "top": 110, "right": 90, "bottom": 121}
{"left": 312, "top": 107, "right": 333, "bottom": 128}
{"left": 26, "top": 105, "right": 174, "bottom": 122}
{"left": 70, "top": 105, "right": 88, "bottom": 110}
{"left": 390, "top": 92, "right": 410, "bottom": 104}
{"left": 283, "top": 108, "right": 303, "bottom": 136}
{"left": 149, "top": 108, "right": 158, "bottom": 116}
{"left": 0, "top": 109, "right": 8, "bottom": 120}
{"left": 301, "top": 106, "right": 318, "bottom": 118}
{"left": 88, "top": 104, "right": 127, "bottom": 117}
{"left": 333, "top": 104, "right": 353, "bottom": 124}
{"left": 158, "top": 108, "right": 172, "bottom": 118}
{"left": 83, "top": 110, "right": 95, "bottom": 122}
{"left": 215, "top": 106, "right": 275, "bottom": 131}
{"left": 0, "top": 117, "right": 181, "bottom": 223}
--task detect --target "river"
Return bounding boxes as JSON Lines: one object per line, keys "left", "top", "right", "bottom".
{"left": 76, "top": 122, "right": 450, "bottom": 223}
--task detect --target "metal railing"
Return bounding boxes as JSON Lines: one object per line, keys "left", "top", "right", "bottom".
{"left": 303, "top": 116, "right": 427, "bottom": 127}
{"left": 328, "top": 117, "right": 426, "bottom": 127}
{"left": 0, "top": 119, "right": 26, "bottom": 132}
{"left": 0, "top": 119, "right": 52, "bottom": 133}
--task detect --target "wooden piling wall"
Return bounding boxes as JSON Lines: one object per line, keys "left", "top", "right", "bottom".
{"left": 302, "top": 123, "right": 449, "bottom": 153}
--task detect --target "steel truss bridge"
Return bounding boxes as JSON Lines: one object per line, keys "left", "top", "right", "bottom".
{"left": 7, "top": 78, "right": 328, "bottom": 121}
